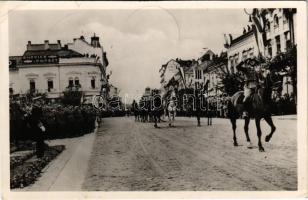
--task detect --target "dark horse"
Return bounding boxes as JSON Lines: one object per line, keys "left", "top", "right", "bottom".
{"left": 227, "top": 72, "right": 277, "bottom": 152}
{"left": 151, "top": 90, "right": 163, "bottom": 128}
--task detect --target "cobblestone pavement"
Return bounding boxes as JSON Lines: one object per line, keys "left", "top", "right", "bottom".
{"left": 82, "top": 116, "right": 297, "bottom": 191}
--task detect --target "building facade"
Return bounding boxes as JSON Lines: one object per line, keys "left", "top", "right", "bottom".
{"left": 9, "top": 34, "right": 108, "bottom": 102}
{"left": 226, "top": 28, "right": 259, "bottom": 74}
{"left": 261, "top": 8, "right": 297, "bottom": 58}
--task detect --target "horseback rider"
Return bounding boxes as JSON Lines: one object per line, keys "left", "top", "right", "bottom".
{"left": 167, "top": 89, "right": 177, "bottom": 127}
{"left": 236, "top": 57, "right": 263, "bottom": 118}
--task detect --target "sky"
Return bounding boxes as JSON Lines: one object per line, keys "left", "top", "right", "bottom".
{"left": 9, "top": 9, "right": 249, "bottom": 101}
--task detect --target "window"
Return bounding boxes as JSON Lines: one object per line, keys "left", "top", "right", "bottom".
{"left": 249, "top": 49, "right": 254, "bottom": 58}
{"left": 91, "top": 77, "right": 96, "bottom": 89}
{"left": 242, "top": 51, "right": 248, "bottom": 61}
{"left": 47, "top": 79, "right": 53, "bottom": 92}
{"left": 266, "top": 39, "right": 272, "bottom": 57}
{"left": 283, "top": 13, "right": 288, "bottom": 24}
{"left": 234, "top": 57, "right": 239, "bottom": 66}
{"left": 74, "top": 77, "right": 80, "bottom": 86}
{"left": 265, "top": 22, "right": 271, "bottom": 32}
{"left": 30, "top": 80, "right": 35, "bottom": 92}
{"left": 276, "top": 35, "right": 281, "bottom": 53}
{"left": 229, "top": 58, "right": 234, "bottom": 74}
{"left": 285, "top": 32, "right": 291, "bottom": 50}
{"left": 69, "top": 78, "right": 74, "bottom": 87}
{"left": 195, "top": 70, "right": 202, "bottom": 80}
{"left": 274, "top": 15, "right": 279, "bottom": 30}
{"left": 9, "top": 88, "right": 13, "bottom": 95}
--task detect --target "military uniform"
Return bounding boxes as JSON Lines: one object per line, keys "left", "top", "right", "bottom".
{"left": 236, "top": 58, "right": 262, "bottom": 117}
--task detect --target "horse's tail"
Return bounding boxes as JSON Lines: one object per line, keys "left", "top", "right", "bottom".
{"left": 226, "top": 99, "right": 235, "bottom": 118}
{"left": 227, "top": 91, "right": 244, "bottom": 119}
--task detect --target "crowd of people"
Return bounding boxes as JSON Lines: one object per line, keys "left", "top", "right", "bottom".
{"left": 10, "top": 97, "right": 98, "bottom": 157}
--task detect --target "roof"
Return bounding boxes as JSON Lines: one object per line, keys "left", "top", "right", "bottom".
{"left": 230, "top": 30, "right": 254, "bottom": 46}
{"left": 23, "top": 48, "right": 83, "bottom": 58}
{"left": 204, "top": 52, "right": 228, "bottom": 73}
{"left": 27, "top": 43, "right": 61, "bottom": 51}
{"left": 176, "top": 59, "right": 193, "bottom": 67}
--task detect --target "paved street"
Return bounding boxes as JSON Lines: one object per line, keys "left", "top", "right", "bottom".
{"left": 82, "top": 116, "right": 297, "bottom": 191}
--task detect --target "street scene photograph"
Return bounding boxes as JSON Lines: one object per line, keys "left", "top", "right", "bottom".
{"left": 8, "top": 7, "right": 298, "bottom": 191}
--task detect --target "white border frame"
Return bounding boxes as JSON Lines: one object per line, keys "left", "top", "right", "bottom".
{"left": 0, "top": 1, "right": 307, "bottom": 199}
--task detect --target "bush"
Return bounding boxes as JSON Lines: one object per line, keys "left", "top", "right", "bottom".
{"left": 62, "top": 87, "right": 83, "bottom": 106}
{"left": 10, "top": 104, "right": 97, "bottom": 141}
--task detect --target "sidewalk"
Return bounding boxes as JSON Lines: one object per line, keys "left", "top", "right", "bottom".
{"left": 21, "top": 130, "right": 97, "bottom": 191}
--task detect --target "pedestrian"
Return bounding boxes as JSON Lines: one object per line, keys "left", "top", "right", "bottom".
{"left": 28, "top": 97, "right": 46, "bottom": 158}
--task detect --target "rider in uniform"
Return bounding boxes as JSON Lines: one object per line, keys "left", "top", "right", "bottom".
{"left": 236, "top": 57, "right": 263, "bottom": 118}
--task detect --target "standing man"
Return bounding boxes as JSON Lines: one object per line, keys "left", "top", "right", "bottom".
{"left": 29, "top": 97, "right": 46, "bottom": 158}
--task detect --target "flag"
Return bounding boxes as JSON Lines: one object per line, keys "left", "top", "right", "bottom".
{"left": 251, "top": 9, "right": 266, "bottom": 56}
{"left": 178, "top": 67, "right": 186, "bottom": 89}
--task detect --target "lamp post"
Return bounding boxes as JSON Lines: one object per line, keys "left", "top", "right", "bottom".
{"left": 244, "top": 8, "right": 254, "bottom": 23}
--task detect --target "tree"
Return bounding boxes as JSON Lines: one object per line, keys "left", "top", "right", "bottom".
{"left": 221, "top": 73, "right": 243, "bottom": 96}
{"left": 269, "top": 45, "right": 297, "bottom": 101}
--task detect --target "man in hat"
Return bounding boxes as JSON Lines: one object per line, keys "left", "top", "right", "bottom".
{"left": 236, "top": 57, "right": 263, "bottom": 118}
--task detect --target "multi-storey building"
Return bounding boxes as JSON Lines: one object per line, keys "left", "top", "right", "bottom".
{"left": 261, "top": 8, "right": 297, "bottom": 58}
{"left": 203, "top": 52, "right": 228, "bottom": 97}
{"left": 9, "top": 34, "right": 109, "bottom": 103}
{"left": 226, "top": 26, "right": 259, "bottom": 74}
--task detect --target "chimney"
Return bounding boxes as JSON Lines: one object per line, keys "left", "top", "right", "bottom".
{"left": 57, "top": 40, "right": 61, "bottom": 48}
{"left": 27, "top": 41, "right": 31, "bottom": 50}
{"left": 91, "top": 33, "right": 100, "bottom": 47}
{"left": 44, "top": 40, "right": 49, "bottom": 50}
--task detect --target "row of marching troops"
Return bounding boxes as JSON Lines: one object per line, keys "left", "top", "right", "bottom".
{"left": 10, "top": 97, "right": 98, "bottom": 158}
{"left": 131, "top": 88, "right": 215, "bottom": 126}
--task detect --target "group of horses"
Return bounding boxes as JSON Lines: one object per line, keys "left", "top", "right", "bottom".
{"left": 131, "top": 89, "right": 215, "bottom": 130}
{"left": 131, "top": 66, "right": 279, "bottom": 152}
{"left": 131, "top": 95, "right": 176, "bottom": 128}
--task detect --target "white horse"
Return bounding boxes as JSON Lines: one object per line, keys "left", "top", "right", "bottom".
{"left": 168, "top": 99, "right": 176, "bottom": 127}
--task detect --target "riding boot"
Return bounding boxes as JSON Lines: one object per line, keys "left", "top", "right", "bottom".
{"left": 243, "top": 99, "right": 249, "bottom": 119}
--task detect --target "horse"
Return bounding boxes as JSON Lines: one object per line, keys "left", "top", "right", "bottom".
{"left": 151, "top": 91, "right": 163, "bottom": 128}
{"left": 167, "top": 99, "right": 177, "bottom": 127}
{"left": 227, "top": 71, "right": 277, "bottom": 152}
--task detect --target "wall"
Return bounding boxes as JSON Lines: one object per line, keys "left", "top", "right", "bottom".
{"left": 68, "top": 39, "right": 104, "bottom": 64}
{"left": 10, "top": 58, "right": 102, "bottom": 98}
{"left": 162, "top": 60, "right": 180, "bottom": 87}
{"left": 227, "top": 33, "right": 258, "bottom": 73}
